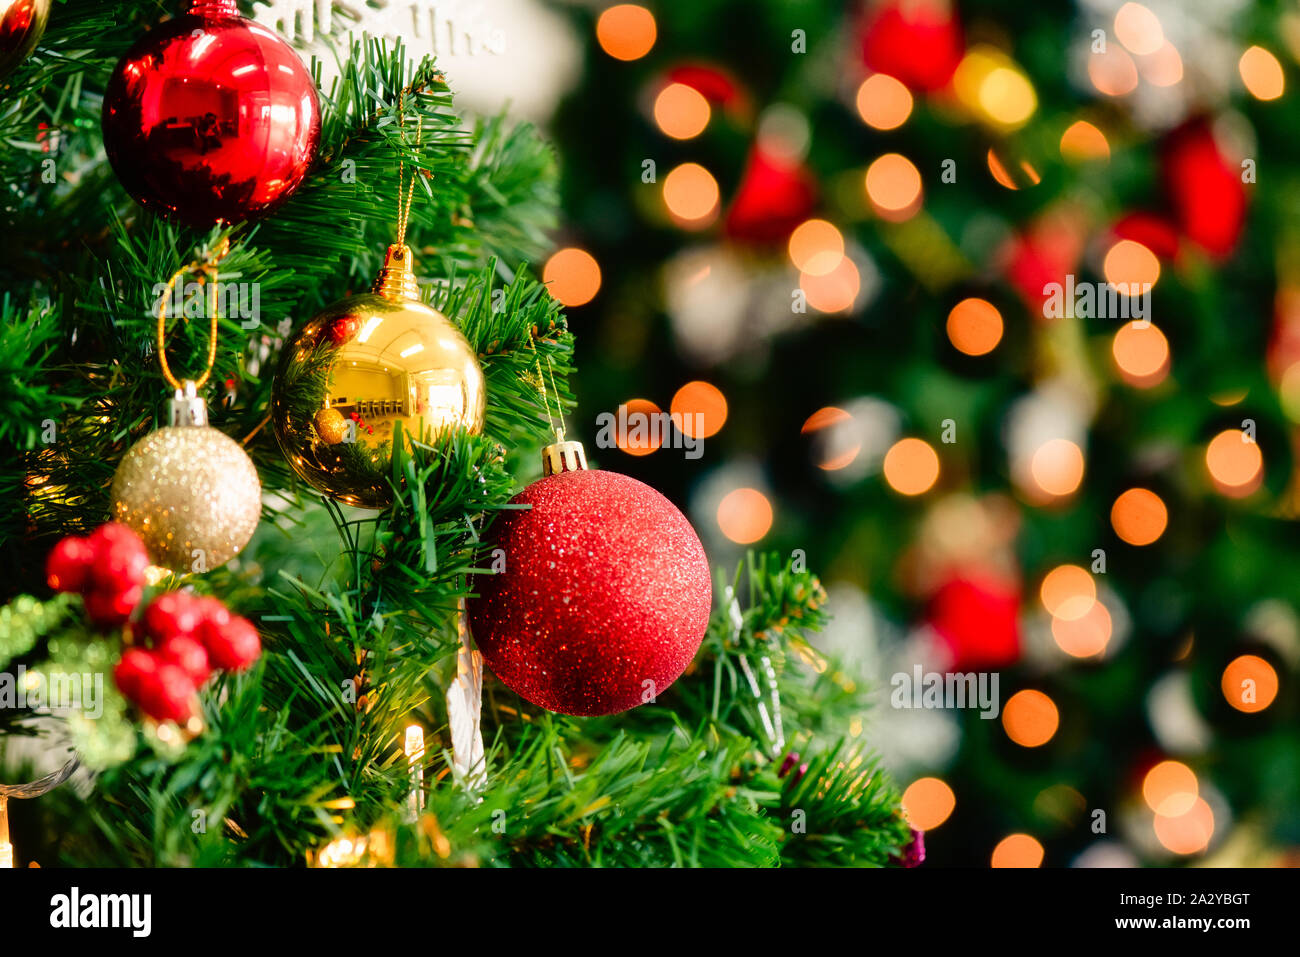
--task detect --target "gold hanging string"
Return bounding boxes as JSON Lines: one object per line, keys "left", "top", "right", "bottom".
{"left": 395, "top": 93, "right": 425, "bottom": 248}
{"left": 155, "top": 237, "right": 232, "bottom": 391}
{"left": 525, "top": 328, "right": 566, "bottom": 441}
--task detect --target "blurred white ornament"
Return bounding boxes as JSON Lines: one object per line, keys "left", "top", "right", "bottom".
{"left": 1145, "top": 671, "right": 1213, "bottom": 754}
{"left": 1072, "top": 841, "right": 1140, "bottom": 868}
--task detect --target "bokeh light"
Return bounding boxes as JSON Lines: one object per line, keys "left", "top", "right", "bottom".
{"left": 1002, "top": 690, "right": 1059, "bottom": 747}
{"left": 1052, "top": 600, "right": 1112, "bottom": 658}
{"left": 802, "top": 406, "right": 862, "bottom": 471}
{"left": 1110, "top": 488, "right": 1167, "bottom": 546}
{"left": 987, "top": 147, "right": 1041, "bottom": 190}
{"left": 716, "top": 488, "right": 774, "bottom": 544}
{"left": 1103, "top": 239, "right": 1160, "bottom": 295}
{"left": 991, "top": 833, "right": 1044, "bottom": 868}
{"left": 1040, "top": 564, "right": 1096, "bottom": 621}
{"left": 883, "top": 438, "right": 940, "bottom": 496}
{"left": 615, "top": 398, "right": 662, "bottom": 456}
{"left": 1059, "top": 120, "right": 1110, "bottom": 162}
{"left": 902, "top": 777, "right": 956, "bottom": 831}
{"left": 1205, "top": 429, "right": 1263, "bottom": 497}
{"left": 1153, "top": 797, "right": 1214, "bottom": 855}
{"left": 865, "top": 153, "right": 922, "bottom": 218}
{"left": 1089, "top": 45, "right": 1139, "bottom": 97}
{"left": 1029, "top": 439, "right": 1085, "bottom": 498}
{"left": 596, "top": 4, "right": 657, "bottom": 61}
{"left": 542, "top": 247, "right": 602, "bottom": 307}
{"left": 1239, "top": 45, "right": 1285, "bottom": 101}
{"left": 1221, "top": 654, "right": 1279, "bottom": 713}
{"left": 1112, "top": 322, "right": 1169, "bottom": 387}
{"left": 978, "top": 65, "right": 1037, "bottom": 127}
{"left": 788, "top": 219, "right": 845, "bottom": 276}
{"left": 1140, "top": 41, "right": 1184, "bottom": 87}
{"left": 800, "top": 256, "right": 861, "bottom": 313}
{"left": 670, "top": 381, "right": 727, "bottom": 439}
{"left": 946, "top": 297, "right": 1003, "bottom": 356}
{"left": 663, "top": 162, "right": 720, "bottom": 226}
{"left": 1142, "top": 760, "right": 1198, "bottom": 817}
{"left": 856, "top": 73, "right": 913, "bottom": 130}
{"left": 1114, "top": 3, "right": 1164, "bottom": 57}
{"left": 654, "top": 82, "right": 711, "bottom": 139}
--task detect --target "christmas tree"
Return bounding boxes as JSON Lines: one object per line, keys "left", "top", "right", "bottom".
{"left": 542, "top": 0, "right": 1300, "bottom": 868}
{"left": 0, "top": 0, "right": 910, "bottom": 868}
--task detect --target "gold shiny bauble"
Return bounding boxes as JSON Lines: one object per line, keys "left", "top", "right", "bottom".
{"left": 111, "top": 390, "right": 262, "bottom": 572}
{"left": 272, "top": 244, "right": 486, "bottom": 509}
{"left": 0, "top": 0, "right": 50, "bottom": 80}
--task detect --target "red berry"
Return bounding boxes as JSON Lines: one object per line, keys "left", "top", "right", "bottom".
{"left": 193, "top": 595, "right": 232, "bottom": 630}
{"left": 158, "top": 634, "right": 212, "bottom": 687}
{"left": 143, "top": 591, "right": 204, "bottom": 645}
{"left": 204, "top": 615, "right": 261, "bottom": 672}
{"left": 136, "top": 662, "right": 197, "bottom": 724}
{"left": 83, "top": 584, "right": 144, "bottom": 628}
{"left": 46, "top": 537, "right": 95, "bottom": 593}
{"left": 114, "top": 648, "right": 159, "bottom": 701}
{"left": 86, "top": 523, "right": 149, "bottom": 593}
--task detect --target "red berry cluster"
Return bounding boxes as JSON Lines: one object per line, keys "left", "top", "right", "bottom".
{"left": 114, "top": 591, "right": 261, "bottom": 723}
{"left": 45, "top": 523, "right": 148, "bottom": 627}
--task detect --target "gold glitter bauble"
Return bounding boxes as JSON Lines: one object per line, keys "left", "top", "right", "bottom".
{"left": 272, "top": 244, "right": 486, "bottom": 509}
{"left": 111, "top": 397, "right": 262, "bottom": 572}
{"left": 0, "top": 0, "right": 51, "bottom": 80}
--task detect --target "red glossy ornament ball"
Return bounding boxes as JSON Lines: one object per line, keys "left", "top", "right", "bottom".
{"left": 46, "top": 537, "right": 96, "bottom": 593}
{"left": 467, "top": 465, "right": 712, "bottom": 716}
{"left": 159, "top": 634, "right": 212, "bottom": 687}
{"left": 137, "top": 661, "right": 198, "bottom": 723}
{"left": 101, "top": 0, "right": 321, "bottom": 226}
{"left": 143, "top": 590, "right": 204, "bottom": 644}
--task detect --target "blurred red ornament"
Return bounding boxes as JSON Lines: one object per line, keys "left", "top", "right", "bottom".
{"left": 46, "top": 523, "right": 148, "bottom": 628}
{"left": 0, "top": 0, "right": 49, "bottom": 79}
{"left": 1162, "top": 119, "right": 1247, "bottom": 261}
{"left": 858, "top": 0, "right": 964, "bottom": 93}
{"left": 202, "top": 615, "right": 261, "bottom": 672}
{"left": 143, "top": 590, "right": 204, "bottom": 645}
{"left": 83, "top": 585, "right": 144, "bottom": 628}
{"left": 724, "top": 147, "right": 818, "bottom": 243}
{"left": 664, "top": 62, "right": 749, "bottom": 114}
{"left": 101, "top": 0, "right": 320, "bottom": 226}
{"left": 1000, "top": 205, "right": 1089, "bottom": 318}
{"left": 1111, "top": 211, "right": 1181, "bottom": 262}
{"left": 467, "top": 448, "right": 712, "bottom": 716}
{"left": 159, "top": 634, "right": 212, "bottom": 687}
{"left": 927, "top": 574, "right": 1021, "bottom": 671}
{"left": 113, "top": 648, "right": 159, "bottom": 702}
{"left": 136, "top": 661, "right": 198, "bottom": 724}
{"left": 45, "top": 537, "right": 95, "bottom": 593}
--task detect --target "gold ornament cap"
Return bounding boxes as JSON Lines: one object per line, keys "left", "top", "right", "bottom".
{"left": 542, "top": 438, "right": 588, "bottom": 476}
{"left": 168, "top": 380, "right": 208, "bottom": 427}
{"left": 372, "top": 244, "right": 421, "bottom": 301}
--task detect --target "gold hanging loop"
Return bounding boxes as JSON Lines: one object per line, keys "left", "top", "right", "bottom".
{"left": 155, "top": 237, "right": 232, "bottom": 391}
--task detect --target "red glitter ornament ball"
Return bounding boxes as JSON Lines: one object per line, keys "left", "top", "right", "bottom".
{"left": 467, "top": 464, "right": 713, "bottom": 716}
{"left": 101, "top": 0, "right": 321, "bottom": 226}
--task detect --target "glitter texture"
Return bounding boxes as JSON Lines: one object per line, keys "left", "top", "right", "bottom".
{"left": 110, "top": 425, "right": 261, "bottom": 572}
{"left": 467, "top": 469, "right": 713, "bottom": 716}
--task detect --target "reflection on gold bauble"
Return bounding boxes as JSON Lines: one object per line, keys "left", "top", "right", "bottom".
{"left": 272, "top": 244, "right": 486, "bottom": 509}
{"left": 0, "top": 0, "right": 50, "bottom": 80}
{"left": 111, "top": 386, "right": 262, "bottom": 573}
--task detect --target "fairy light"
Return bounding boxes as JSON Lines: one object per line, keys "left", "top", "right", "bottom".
{"left": 1103, "top": 239, "right": 1160, "bottom": 295}
{"left": 1221, "top": 655, "right": 1279, "bottom": 713}
{"left": 802, "top": 406, "right": 862, "bottom": 471}
{"left": 1060, "top": 120, "right": 1110, "bottom": 162}
{"left": 855, "top": 73, "right": 913, "bottom": 130}
{"left": 1052, "top": 601, "right": 1112, "bottom": 658}
{"left": 596, "top": 4, "right": 656, "bottom": 61}
{"left": 1039, "top": 564, "right": 1096, "bottom": 620}
{"left": 1002, "top": 690, "right": 1059, "bottom": 747}
{"left": 663, "top": 162, "right": 720, "bottom": 226}
{"left": 1029, "top": 439, "right": 1085, "bottom": 498}
{"left": 1239, "top": 45, "right": 1285, "bottom": 101}
{"left": 1114, "top": 3, "right": 1164, "bottom": 57}
{"left": 542, "top": 248, "right": 602, "bottom": 307}
{"left": 1113, "top": 322, "right": 1169, "bottom": 387}
{"left": 987, "top": 147, "right": 1040, "bottom": 190}
{"left": 615, "top": 398, "right": 663, "bottom": 456}
{"left": 1143, "top": 760, "right": 1198, "bottom": 817}
{"left": 1205, "top": 429, "right": 1263, "bottom": 497}
{"left": 716, "top": 488, "right": 773, "bottom": 544}
{"left": 1141, "top": 41, "right": 1183, "bottom": 87}
{"left": 946, "top": 298, "right": 1003, "bottom": 355}
{"left": 788, "top": 219, "right": 845, "bottom": 276}
{"left": 901, "top": 777, "right": 956, "bottom": 831}
{"left": 670, "top": 381, "right": 727, "bottom": 439}
{"left": 1111, "top": 488, "right": 1167, "bottom": 546}
{"left": 0, "top": 797, "right": 12, "bottom": 869}
{"left": 405, "top": 724, "right": 425, "bottom": 822}
{"left": 654, "top": 83, "right": 710, "bottom": 139}
{"left": 1154, "top": 797, "right": 1214, "bottom": 855}
{"left": 864, "top": 152, "right": 922, "bottom": 218}
{"left": 883, "top": 438, "right": 939, "bottom": 496}
{"left": 1089, "top": 46, "right": 1139, "bottom": 97}
{"left": 991, "top": 833, "right": 1044, "bottom": 868}
{"left": 800, "top": 256, "right": 861, "bottom": 313}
